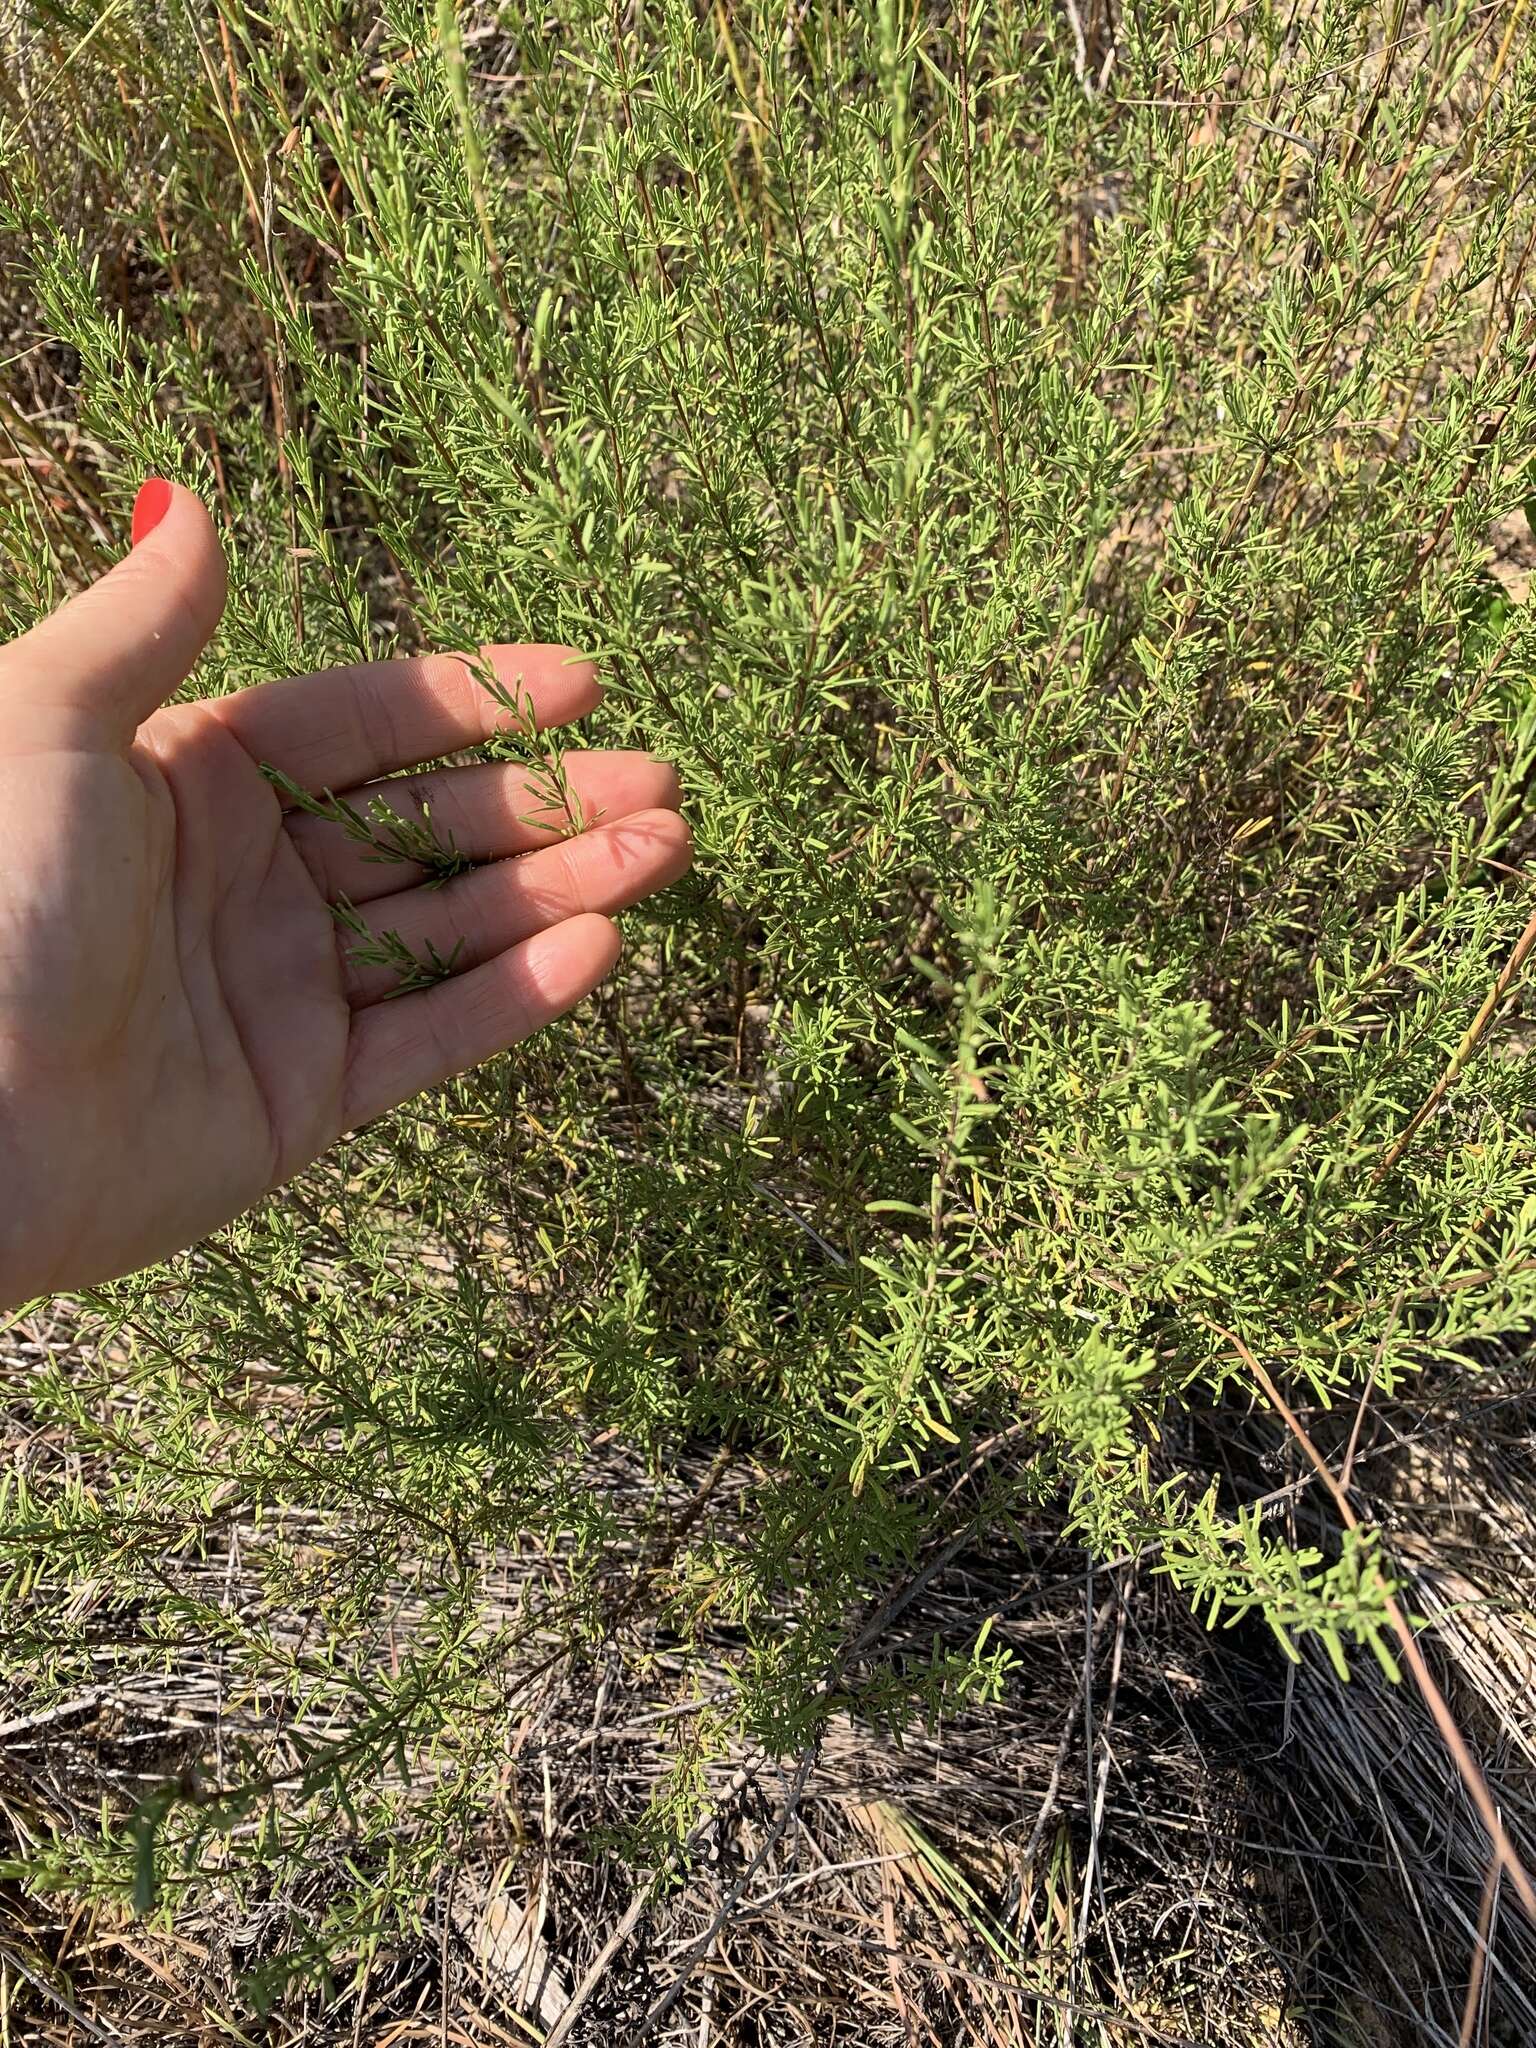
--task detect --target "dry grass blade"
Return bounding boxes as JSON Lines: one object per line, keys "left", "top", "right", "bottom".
{"left": 1217, "top": 1322, "right": 1536, "bottom": 1926}
{"left": 1456, "top": 1857, "right": 1499, "bottom": 2048}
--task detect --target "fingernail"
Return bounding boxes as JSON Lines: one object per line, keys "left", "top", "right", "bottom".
{"left": 130, "top": 477, "right": 173, "bottom": 547}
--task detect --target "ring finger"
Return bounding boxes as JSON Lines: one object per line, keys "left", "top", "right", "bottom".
{"left": 337, "top": 807, "right": 693, "bottom": 1008}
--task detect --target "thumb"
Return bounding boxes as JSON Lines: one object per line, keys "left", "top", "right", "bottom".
{"left": 0, "top": 479, "right": 227, "bottom": 750}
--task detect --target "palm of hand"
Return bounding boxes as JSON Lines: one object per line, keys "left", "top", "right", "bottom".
{"left": 0, "top": 717, "right": 350, "bottom": 1290}
{"left": 0, "top": 487, "right": 689, "bottom": 1299}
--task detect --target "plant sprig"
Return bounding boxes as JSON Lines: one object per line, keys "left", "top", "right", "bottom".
{"left": 331, "top": 894, "right": 465, "bottom": 998}
{"left": 261, "top": 762, "right": 476, "bottom": 888}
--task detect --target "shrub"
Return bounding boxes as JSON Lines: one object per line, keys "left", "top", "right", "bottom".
{"left": 4, "top": 0, "right": 1536, "bottom": 2006}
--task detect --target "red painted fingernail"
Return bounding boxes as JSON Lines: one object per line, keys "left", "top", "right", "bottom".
{"left": 130, "top": 477, "right": 173, "bottom": 547}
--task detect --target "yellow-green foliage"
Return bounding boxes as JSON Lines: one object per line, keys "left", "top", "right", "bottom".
{"left": 4, "top": 0, "right": 1536, "bottom": 1996}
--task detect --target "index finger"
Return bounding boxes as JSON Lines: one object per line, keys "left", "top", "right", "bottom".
{"left": 207, "top": 643, "right": 601, "bottom": 797}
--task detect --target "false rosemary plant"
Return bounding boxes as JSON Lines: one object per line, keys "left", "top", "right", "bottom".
{"left": 2, "top": 0, "right": 1536, "bottom": 2003}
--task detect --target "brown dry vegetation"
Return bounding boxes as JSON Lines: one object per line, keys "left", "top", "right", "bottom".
{"left": 5, "top": 1320, "right": 1536, "bottom": 2042}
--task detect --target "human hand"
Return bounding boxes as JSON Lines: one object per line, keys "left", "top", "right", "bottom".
{"left": 0, "top": 481, "right": 691, "bottom": 1301}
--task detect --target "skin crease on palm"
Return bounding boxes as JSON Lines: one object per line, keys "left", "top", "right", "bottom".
{"left": 0, "top": 481, "right": 693, "bottom": 1302}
